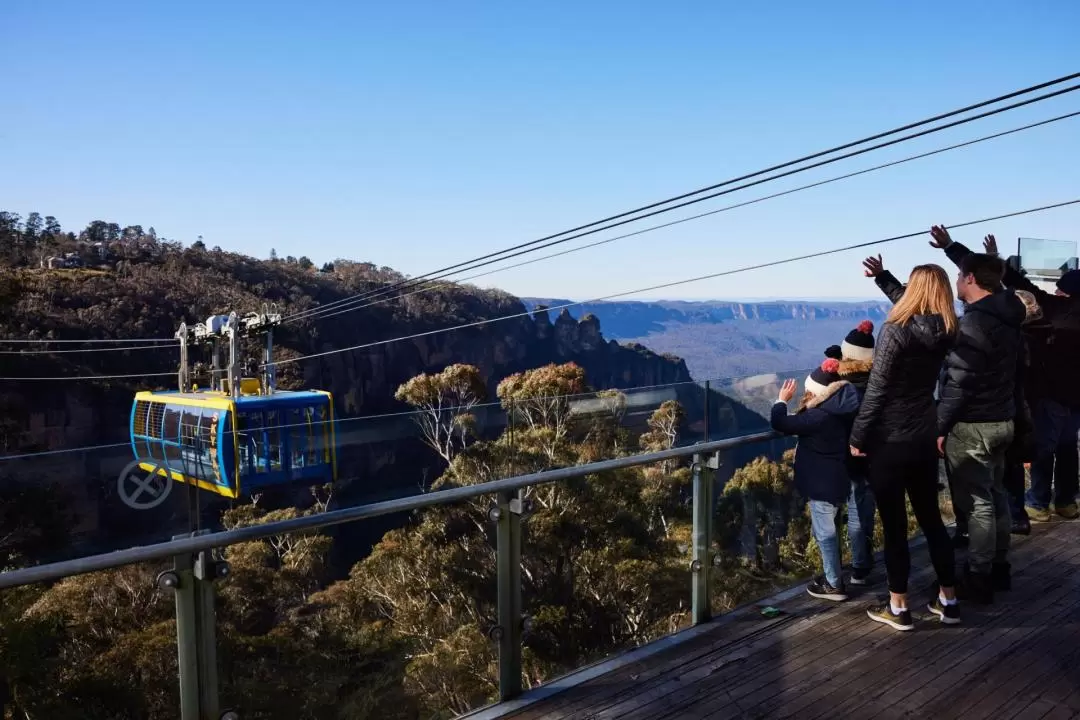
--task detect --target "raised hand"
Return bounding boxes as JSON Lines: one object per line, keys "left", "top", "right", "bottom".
{"left": 862, "top": 254, "right": 885, "bottom": 278}
{"left": 929, "top": 225, "right": 953, "bottom": 250}
{"left": 983, "top": 234, "right": 999, "bottom": 255}
{"left": 778, "top": 378, "right": 798, "bottom": 403}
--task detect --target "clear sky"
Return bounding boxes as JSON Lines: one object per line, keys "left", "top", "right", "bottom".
{"left": 2, "top": 0, "right": 1078, "bottom": 301}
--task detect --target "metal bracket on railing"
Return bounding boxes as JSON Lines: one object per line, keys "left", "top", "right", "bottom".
{"left": 162, "top": 532, "right": 233, "bottom": 720}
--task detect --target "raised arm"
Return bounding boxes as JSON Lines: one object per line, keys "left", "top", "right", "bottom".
{"left": 850, "top": 322, "right": 902, "bottom": 450}
{"left": 863, "top": 254, "right": 905, "bottom": 304}
{"left": 931, "top": 227, "right": 1045, "bottom": 298}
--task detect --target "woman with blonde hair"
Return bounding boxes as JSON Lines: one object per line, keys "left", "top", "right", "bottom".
{"left": 852, "top": 258, "right": 959, "bottom": 631}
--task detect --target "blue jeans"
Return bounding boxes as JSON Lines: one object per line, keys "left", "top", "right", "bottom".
{"left": 810, "top": 481, "right": 876, "bottom": 588}
{"left": 1025, "top": 399, "right": 1080, "bottom": 511}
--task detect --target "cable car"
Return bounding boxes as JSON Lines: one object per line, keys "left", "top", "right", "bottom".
{"left": 126, "top": 308, "right": 337, "bottom": 501}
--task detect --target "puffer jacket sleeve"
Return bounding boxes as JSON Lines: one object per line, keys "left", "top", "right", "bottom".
{"left": 850, "top": 322, "right": 903, "bottom": 449}
{"left": 771, "top": 402, "right": 826, "bottom": 436}
{"left": 936, "top": 314, "right": 993, "bottom": 435}
{"left": 874, "top": 271, "right": 906, "bottom": 304}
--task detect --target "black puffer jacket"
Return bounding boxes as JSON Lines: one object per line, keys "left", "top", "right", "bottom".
{"left": 945, "top": 242, "right": 1080, "bottom": 409}
{"left": 936, "top": 290, "right": 1025, "bottom": 435}
{"left": 849, "top": 315, "right": 952, "bottom": 449}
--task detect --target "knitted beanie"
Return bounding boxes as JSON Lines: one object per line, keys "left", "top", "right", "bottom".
{"left": 841, "top": 320, "right": 875, "bottom": 362}
{"left": 824, "top": 345, "right": 843, "bottom": 360}
{"left": 1057, "top": 269, "right": 1080, "bottom": 297}
{"left": 805, "top": 358, "right": 842, "bottom": 397}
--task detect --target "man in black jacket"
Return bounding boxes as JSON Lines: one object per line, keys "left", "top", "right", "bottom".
{"left": 936, "top": 230, "right": 1080, "bottom": 523}
{"left": 929, "top": 226, "right": 1025, "bottom": 602}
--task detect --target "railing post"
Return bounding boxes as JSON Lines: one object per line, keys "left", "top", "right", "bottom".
{"left": 159, "top": 533, "right": 231, "bottom": 720}
{"left": 169, "top": 551, "right": 202, "bottom": 720}
{"left": 494, "top": 489, "right": 523, "bottom": 700}
{"left": 691, "top": 451, "right": 719, "bottom": 625}
{"left": 195, "top": 549, "right": 223, "bottom": 718}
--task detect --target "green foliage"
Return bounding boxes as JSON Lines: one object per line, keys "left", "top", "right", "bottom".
{"left": 395, "top": 364, "right": 487, "bottom": 464}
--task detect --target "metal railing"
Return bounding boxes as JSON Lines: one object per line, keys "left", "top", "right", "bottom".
{"left": 0, "top": 429, "right": 781, "bottom": 720}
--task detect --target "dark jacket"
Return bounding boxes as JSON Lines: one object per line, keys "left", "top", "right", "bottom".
{"left": 838, "top": 358, "right": 873, "bottom": 479}
{"left": 936, "top": 289, "right": 1025, "bottom": 435}
{"left": 771, "top": 381, "right": 861, "bottom": 505}
{"left": 849, "top": 313, "right": 953, "bottom": 449}
{"left": 945, "top": 242, "right": 1080, "bottom": 409}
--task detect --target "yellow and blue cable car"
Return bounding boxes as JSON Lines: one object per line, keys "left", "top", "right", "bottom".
{"left": 129, "top": 388, "right": 337, "bottom": 499}
{"left": 127, "top": 308, "right": 337, "bottom": 500}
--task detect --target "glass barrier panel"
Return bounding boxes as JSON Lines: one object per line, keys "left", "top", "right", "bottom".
{"left": 0, "top": 568, "right": 178, "bottom": 720}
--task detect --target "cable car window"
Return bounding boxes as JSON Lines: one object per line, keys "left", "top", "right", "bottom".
{"left": 248, "top": 411, "right": 266, "bottom": 473}
{"left": 289, "top": 408, "right": 307, "bottom": 469}
{"left": 265, "top": 410, "right": 282, "bottom": 471}
{"left": 305, "top": 406, "right": 321, "bottom": 464}
{"left": 236, "top": 411, "right": 252, "bottom": 477}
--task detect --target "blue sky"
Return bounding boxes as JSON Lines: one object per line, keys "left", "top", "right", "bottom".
{"left": 2, "top": 0, "right": 1078, "bottom": 300}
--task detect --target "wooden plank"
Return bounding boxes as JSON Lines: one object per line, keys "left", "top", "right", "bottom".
{"left": 781, "top": 529, "right": 1080, "bottom": 720}
{"left": 681, "top": 526, "right": 1076, "bottom": 720}
{"left": 819, "top": 523, "right": 1079, "bottom": 720}
{"left": 1006, "top": 698, "right": 1056, "bottom": 720}
{"left": 893, "top": 548, "right": 1080, "bottom": 716}
{"left": 512, "top": 537, "right": 949, "bottom": 719}
{"left": 502, "top": 522, "right": 1078, "bottom": 720}
{"left": 525, "top": 564, "right": 899, "bottom": 720}
{"left": 597, "top": 544, "right": 957, "bottom": 720}
{"left": 706, "top": 527, "right": 1079, "bottom": 720}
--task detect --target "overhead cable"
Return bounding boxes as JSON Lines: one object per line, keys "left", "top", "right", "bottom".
{"left": 286, "top": 73, "right": 1080, "bottom": 323}
{"left": 309, "top": 110, "right": 1080, "bottom": 320}
{"left": 265, "top": 197, "right": 1080, "bottom": 369}
{"left": 0, "top": 370, "right": 176, "bottom": 381}
{"left": 0, "top": 343, "right": 180, "bottom": 355}
{"left": 0, "top": 337, "right": 178, "bottom": 344}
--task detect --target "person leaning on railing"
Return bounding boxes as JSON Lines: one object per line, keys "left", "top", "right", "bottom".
{"left": 933, "top": 228, "right": 1080, "bottom": 525}
{"left": 850, "top": 260, "right": 960, "bottom": 631}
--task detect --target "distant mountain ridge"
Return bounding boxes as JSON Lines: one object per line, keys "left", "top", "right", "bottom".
{"left": 522, "top": 298, "right": 892, "bottom": 379}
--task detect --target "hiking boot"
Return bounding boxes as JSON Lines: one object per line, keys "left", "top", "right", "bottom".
{"left": 957, "top": 569, "right": 994, "bottom": 605}
{"left": 806, "top": 576, "right": 848, "bottom": 601}
{"left": 1054, "top": 503, "right": 1079, "bottom": 520}
{"left": 1026, "top": 505, "right": 1052, "bottom": 523}
{"left": 1011, "top": 516, "right": 1031, "bottom": 535}
{"left": 849, "top": 567, "right": 873, "bottom": 587}
{"left": 927, "top": 597, "right": 961, "bottom": 625}
{"left": 866, "top": 602, "right": 913, "bottom": 632}
{"left": 992, "top": 562, "right": 1011, "bottom": 592}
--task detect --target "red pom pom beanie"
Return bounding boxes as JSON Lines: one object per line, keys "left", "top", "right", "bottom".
{"left": 841, "top": 320, "right": 875, "bottom": 362}
{"left": 805, "top": 358, "right": 842, "bottom": 397}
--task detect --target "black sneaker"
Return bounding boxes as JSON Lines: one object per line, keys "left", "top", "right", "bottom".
{"left": 849, "top": 568, "right": 873, "bottom": 586}
{"left": 928, "top": 597, "right": 961, "bottom": 625}
{"left": 957, "top": 569, "right": 994, "bottom": 605}
{"left": 807, "top": 576, "right": 848, "bottom": 601}
{"left": 867, "top": 602, "right": 914, "bottom": 631}
{"left": 1011, "top": 517, "right": 1031, "bottom": 536}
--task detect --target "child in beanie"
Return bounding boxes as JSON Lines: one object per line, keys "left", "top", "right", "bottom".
{"left": 833, "top": 320, "right": 878, "bottom": 586}
{"left": 772, "top": 359, "right": 861, "bottom": 601}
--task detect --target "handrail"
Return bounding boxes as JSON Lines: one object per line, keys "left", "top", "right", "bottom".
{"left": 0, "top": 430, "right": 780, "bottom": 590}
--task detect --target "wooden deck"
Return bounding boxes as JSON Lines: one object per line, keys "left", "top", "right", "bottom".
{"left": 479, "top": 519, "right": 1080, "bottom": 720}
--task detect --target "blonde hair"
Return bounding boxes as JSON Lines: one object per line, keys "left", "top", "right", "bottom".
{"left": 886, "top": 263, "right": 958, "bottom": 334}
